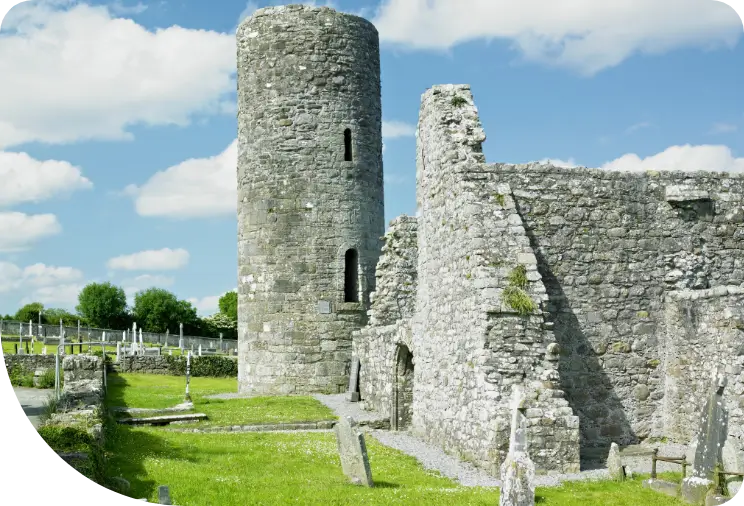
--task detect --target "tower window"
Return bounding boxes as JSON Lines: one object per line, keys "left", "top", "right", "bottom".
{"left": 344, "top": 248, "right": 359, "bottom": 302}
{"left": 344, "top": 128, "right": 353, "bottom": 161}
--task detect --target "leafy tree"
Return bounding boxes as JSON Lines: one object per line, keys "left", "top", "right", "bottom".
{"left": 14, "top": 302, "right": 44, "bottom": 324}
{"left": 202, "top": 312, "right": 237, "bottom": 340}
{"left": 218, "top": 291, "right": 238, "bottom": 323}
{"left": 132, "top": 288, "right": 202, "bottom": 334}
{"left": 44, "top": 308, "right": 85, "bottom": 327}
{"left": 76, "top": 282, "right": 129, "bottom": 329}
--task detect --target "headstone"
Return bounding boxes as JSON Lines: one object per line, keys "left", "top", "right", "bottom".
{"left": 139, "top": 328, "right": 143, "bottom": 353}
{"left": 122, "top": 331, "right": 126, "bottom": 343}
{"left": 198, "top": 344, "right": 202, "bottom": 357}
{"left": 116, "top": 342, "right": 121, "bottom": 362}
{"left": 500, "top": 385, "right": 535, "bottom": 506}
{"left": 681, "top": 370, "right": 728, "bottom": 505}
{"left": 348, "top": 357, "right": 361, "bottom": 402}
{"left": 179, "top": 323, "right": 184, "bottom": 350}
{"left": 607, "top": 442, "right": 625, "bottom": 481}
{"left": 169, "top": 349, "right": 173, "bottom": 356}
{"left": 184, "top": 351, "right": 192, "bottom": 402}
{"left": 42, "top": 347, "right": 47, "bottom": 355}
{"left": 158, "top": 485, "right": 172, "bottom": 505}
{"left": 28, "top": 320, "right": 33, "bottom": 337}
{"left": 334, "top": 416, "right": 373, "bottom": 487}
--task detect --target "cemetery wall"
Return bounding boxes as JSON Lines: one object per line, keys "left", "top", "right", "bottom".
{"left": 62, "top": 355, "right": 105, "bottom": 407}
{"left": 236, "top": 5, "right": 385, "bottom": 395}
{"left": 494, "top": 162, "right": 744, "bottom": 449}
{"left": 662, "top": 287, "right": 744, "bottom": 457}
{"left": 354, "top": 216, "right": 417, "bottom": 415}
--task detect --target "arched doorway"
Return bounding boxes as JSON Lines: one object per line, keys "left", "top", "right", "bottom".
{"left": 391, "top": 344, "right": 414, "bottom": 431}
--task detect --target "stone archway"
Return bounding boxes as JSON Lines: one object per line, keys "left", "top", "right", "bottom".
{"left": 391, "top": 344, "right": 414, "bottom": 431}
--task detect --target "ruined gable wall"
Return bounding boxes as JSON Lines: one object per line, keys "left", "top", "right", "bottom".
{"left": 413, "top": 85, "right": 578, "bottom": 474}
{"left": 493, "top": 163, "right": 744, "bottom": 451}
{"left": 354, "top": 215, "right": 418, "bottom": 415}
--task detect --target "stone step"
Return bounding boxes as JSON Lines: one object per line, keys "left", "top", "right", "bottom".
{"left": 117, "top": 413, "right": 208, "bottom": 426}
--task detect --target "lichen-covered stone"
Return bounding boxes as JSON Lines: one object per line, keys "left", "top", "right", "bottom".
{"left": 236, "top": 5, "right": 384, "bottom": 395}
{"left": 500, "top": 452, "right": 535, "bottom": 506}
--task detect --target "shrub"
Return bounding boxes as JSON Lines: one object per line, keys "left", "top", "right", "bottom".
{"left": 162, "top": 354, "right": 238, "bottom": 377}
{"left": 38, "top": 424, "right": 94, "bottom": 452}
{"left": 37, "top": 368, "right": 56, "bottom": 389}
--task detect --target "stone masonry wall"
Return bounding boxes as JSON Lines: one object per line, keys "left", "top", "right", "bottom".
{"left": 236, "top": 5, "right": 384, "bottom": 395}
{"left": 62, "top": 355, "right": 104, "bottom": 407}
{"left": 662, "top": 287, "right": 744, "bottom": 460}
{"left": 354, "top": 216, "right": 417, "bottom": 415}
{"left": 4, "top": 354, "right": 56, "bottom": 376}
{"left": 410, "top": 84, "right": 579, "bottom": 475}
{"left": 494, "top": 163, "right": 744, "bottom": 454}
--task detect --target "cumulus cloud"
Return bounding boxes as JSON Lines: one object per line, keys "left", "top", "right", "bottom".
{"left": 188, "top": 287, "right": 237, "bottom": 316}
{"left": 373, "top": 0, "right": 742, "bottom": 75}
{"left": 0, "top": 151, "right": 92, "bottom": 207}
{"left": 0, "top": 261, "right": 84, "bottom": 310}
{"left": 126, "top": 140, "right": 237, "bottom": 218}
{"left": 0, "top": 2, "right": 235, "bottom": 148}
{"left": 382, "top": 120, "right": 416, "bottom": 139}
{"left": 0, "top": 212, "right": 62, "bottom": 252}
{"left": 601, "top": 144, "right": 744, "bottom": 172}
{"left": 107, "top": 248, "right": 190, "bottom": 271}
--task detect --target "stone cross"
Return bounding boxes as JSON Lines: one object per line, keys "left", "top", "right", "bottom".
{"left": 500, "top": 385, "right": 535, "bottom": 506}
{"left": 184, "top": 351, "right": 192, "bottom": 402}
{"left": 198, "top": 344, "right": 202, "bottom": 357}
{"left": 28, "top": 320, "right": 33, "bottom": 337}
{"left": 334, "top": 416, "right": 373, "bottom": 487}
{"left": 681, "top": 369, "right": 728, "bottom": 504}
{"left": 139, "top": 328, "right": 143, "bottom": 354}
{"left": 348, "top": 357, "right": 361, "bottom": 402}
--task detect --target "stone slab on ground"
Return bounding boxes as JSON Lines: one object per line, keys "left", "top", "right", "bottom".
{"left": 643, "top": 479, "right": 680, "bottom": 498}
{"left": 118, "top": 413, "right": 208, "bottom": 425}
{"left": 112, "top": 402, "right": 194, "bottom": 415}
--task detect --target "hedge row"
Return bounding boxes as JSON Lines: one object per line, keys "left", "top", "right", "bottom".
{"left": 163, "top": 355, "right": 238, "bottom": 377}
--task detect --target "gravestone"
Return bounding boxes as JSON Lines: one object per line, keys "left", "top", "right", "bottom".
{"left": 607, "top": 442, "right": 625, "bottom": 481}
{"left": 116, "top": 342, "right": 121, "bottom": 362}
{"left": 158, "top": 485, "right": 172, "bottom": 505}
{"left": 348, "top": 357, "right": 361, "bottom": 402}
{"left": 681, "top": 371, "right": 728, "bottom": 504}
{"left": 500, "top": 385, "right": 535, "bottom": 506}
{"left": 334, "top": 416, "right": 373, "bottom": 487}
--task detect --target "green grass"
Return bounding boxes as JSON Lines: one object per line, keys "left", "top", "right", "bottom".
{"left": 106, "top": 373, "right": 336, "bottom": 426}
{"left": 104, "top": 426, "right": 685, "bottom": 506}
{"left": 2, "top": 340, "right": 118, "bottom": 356}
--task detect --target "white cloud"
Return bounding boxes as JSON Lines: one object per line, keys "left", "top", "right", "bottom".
{"left": 127, "top": 140, "right": 237, "bottom": 218}
{"left": 0, "top": 3, "right": 235, "bottom": 148}
{"left": 188, "top": 287, "right": 236, "bottom": 316}
{"left": 0, "top": 261, "right": 84, "bottom": 311}
{"left": 382, "top": 120, "right": 416, "bottom": 139}
{"left": 373, "top": 0, "right": 742, "bottom": 75}
{"left": 109, "top": 1, "right": 148, "bottom": 15}
{"left": 0, "top": 212, "right": 62, "bottom": 252}
{"left": 0, "top": 151, "right": 92, "bottom": 207}
{"left": 624, "top": 122, "right": 653, "bottom": 135}
{"left": 538, "top": 157, "right": 579, "bottom": 168}
{"left": 122, "top": 274, "right": 176, "bottom": 306}
{"left": 237, "top": 1, "right": 259, "bottom": 25}
{"left": 709, "top": 122, "right": 738, "bottom": 134}
{"left": 601, "top": 144, "right": 744, "bottom": 172}
{"left": 107, "top": 248, "right": 190, "bottom": 271}
{"left": 384, "top": 173, "right": 408, "bottom": 185}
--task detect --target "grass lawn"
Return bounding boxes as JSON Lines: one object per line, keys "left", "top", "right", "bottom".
{"left": 104, "top": 426, "right": 685, "bottom": 506}
{"left": 106, "top": 373, "right": 337, "bottom": 426}
{"left": 2, "top": 340, "right": 118, "bottom": 356}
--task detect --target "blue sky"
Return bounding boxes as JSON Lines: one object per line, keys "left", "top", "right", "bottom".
{"left": 0, "top": 0, "right": 742, "bottom": 318}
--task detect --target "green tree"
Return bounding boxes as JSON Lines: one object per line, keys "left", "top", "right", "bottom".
{"left": 14, "top": 302, "right": 44, "bottom": 323}
{"left": 202, "top": 312, "right": 238, "bottom": 339}
{"left": 218, "top": 291, "right": 238, "bottom": 323}
{"left": 132, "top": 288, "right": 201, "bottom": 334}
{"left": 44, "top": 308, "right": 85, "bottom": 327}
{"left": 76, "top": 282, "right": 129, "bottom": 329}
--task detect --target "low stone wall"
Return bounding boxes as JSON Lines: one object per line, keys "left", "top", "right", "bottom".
{"left": 62, "top": 355, "right": 105, "bottom": 408}
{"left": 4, "top": 354, "right": 56, "bottom": 376}
{"left": 119, "top": 355, "right": 173, "bottom": 375}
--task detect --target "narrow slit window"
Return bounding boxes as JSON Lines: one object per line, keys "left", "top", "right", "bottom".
{"left": 344, "top": 248, "right": 359, "bottom": 302}
{"left": 344, "top": 128, "right": 353, "bottom": 161}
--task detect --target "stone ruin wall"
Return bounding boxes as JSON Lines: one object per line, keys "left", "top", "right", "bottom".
{"left": 662, "top": 287, "right": 744, "bottom": 471}
{"left": 361, "top": 84, "right": 581, "bottom": 475}
{"left": 494, "top": 163, "right": 744, "bottom": 453}
{"left": 354, "top": 215, "right": 418, "bottom": 416}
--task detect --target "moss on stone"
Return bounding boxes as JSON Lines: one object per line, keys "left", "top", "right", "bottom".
{"left": 503, "top": 286, "right": 536, "bottom": 316}
{"left": 450, "top": 95, "right": 467, "bottom": 107}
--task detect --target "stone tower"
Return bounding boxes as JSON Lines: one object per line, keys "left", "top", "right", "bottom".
{"left": 236, "top": 5, "right": 384, "bottom": 395}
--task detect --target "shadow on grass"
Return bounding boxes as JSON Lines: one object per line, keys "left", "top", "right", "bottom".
{"left": 103, "top": 373, "right": 200, "bottom": 501}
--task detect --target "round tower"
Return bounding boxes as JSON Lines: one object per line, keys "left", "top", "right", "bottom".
{"left": 236, "top": 5, "right": 384, "bottom": 395}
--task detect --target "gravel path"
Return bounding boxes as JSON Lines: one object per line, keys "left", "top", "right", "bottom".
{"left": 312, "top": 394, "right": 680, "bottom": 488}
